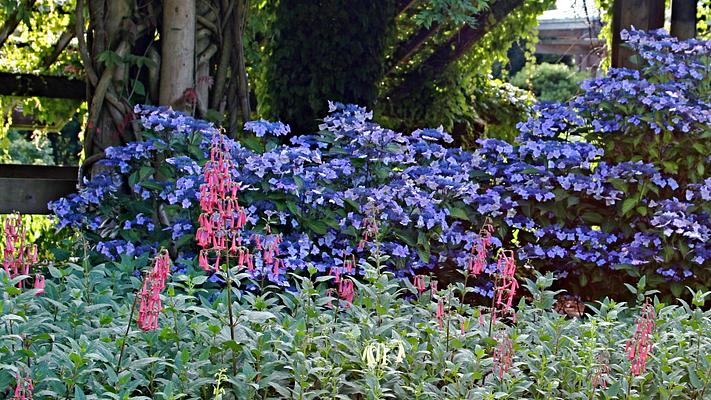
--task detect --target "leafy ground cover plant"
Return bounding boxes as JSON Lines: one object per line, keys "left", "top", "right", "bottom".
{"left": 0, "top": 241, "right": 710, "bottom": 399}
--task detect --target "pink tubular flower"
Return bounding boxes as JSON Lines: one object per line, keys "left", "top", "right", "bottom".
{"left": 492, "top": 331, "right": 514, "bottom": 380}
{"left": 325, "top": 288, "right": 336, "bottom": 309}
{"left": 12, "top": 371, "right": 33, "bottom": 400}
{"left": 33, "top": 274, "right": 45, "bottom": 295}
{"left": 492, "top": 250, "right": 519, "bottom": 324}
{"left": 591, "top": 352, "right": 611, "bottom": 389}
{"left": 196, "top": 134, "right": 248, "bottom": 273}
{"left": 137, "top": 250, "right": 171, "bottom": 331}
{"left": 436, "top": 298, "right": 445, "bottom": 330}
{"left": 343, "top": 255, "right": 356, "bottom": 274}
{"left": 625, "top": 300, "right": 656, "bottom": 376}
{"left": 413, "top": 275, "right": 427, "bottom": 294}
{"left": 2, "top": 214, "right": 40, "bottom": 288}
{"left": 338, "top": 279, "right": 354, "bottom": 308}
{"left": 357, "top": 213, "right": 379, "bottom": 251}
{"left": 468, "top": 222, "right": 494, "bottom": 275}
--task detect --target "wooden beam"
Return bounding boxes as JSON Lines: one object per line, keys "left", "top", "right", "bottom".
{"left": 0, "top": 72, "right": 86, "bottom": 99}
{"left": 386, "top": 0, "right": 524, "bottom": 100}
{"left": 387, "top": 22, "right": 442, "bottom": 75}
{"left": 0, "top": 165, "right": 78, "bottom": 214}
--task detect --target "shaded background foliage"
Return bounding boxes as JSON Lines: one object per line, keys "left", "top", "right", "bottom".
{"left": 259, "top": 0, "right": 396, "bottom": 133}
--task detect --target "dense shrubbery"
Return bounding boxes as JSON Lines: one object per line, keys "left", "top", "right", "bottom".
{"left": 1, "top": 255, "right": 710, "bottom": 399}
{"left": 2, "top": 29, "right": 711, "bottom": 399}
{"left": 50, "top": 31, "right": 710, "bottom": 298}
{"left": 510, "top": 62, "right": 588, "bottom": 102}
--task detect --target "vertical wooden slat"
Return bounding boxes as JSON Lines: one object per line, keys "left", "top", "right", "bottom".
{"left": 611, "top": 0, "right": 666, "bottom": 69}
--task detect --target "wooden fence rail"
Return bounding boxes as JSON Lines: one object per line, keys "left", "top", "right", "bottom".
{"left": 0, "top": 164, "right": 78, "bottom": 214}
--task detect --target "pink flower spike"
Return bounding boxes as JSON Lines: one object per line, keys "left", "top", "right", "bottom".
{"left": 137, "top": 250, "right": 171, "bottom": 331}
{"left": 12, "top": 371, "right": 33, "bottom": 400}
{"left": 33, "top": 274, "right": 45, "bottom": 295}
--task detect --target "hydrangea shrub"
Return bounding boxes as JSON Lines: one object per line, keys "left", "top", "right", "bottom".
{"left": 51, "top": 30, "right": 710, "bottom": 297}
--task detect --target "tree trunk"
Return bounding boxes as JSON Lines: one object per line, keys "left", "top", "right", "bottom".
{"left": 233, "top": 0, "right": 251, "bottom": 130}
{"left": 159, "top": 0, "right": 196, "bottom": 110}
{"left": 670, "top": 0, "right": 697, "bottom": 39}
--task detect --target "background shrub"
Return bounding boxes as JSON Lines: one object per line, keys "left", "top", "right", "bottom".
{"left": 510, "top": 62, "right": 589, "bottom": 102}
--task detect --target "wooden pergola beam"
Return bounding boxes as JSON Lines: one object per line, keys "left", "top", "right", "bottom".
{"left": 0, "top": 72, "right": 86, "bottom": 99}
{"left": 0, "top": 165, "right": 78, "bottom": 214}
{"left": 387, "top": 21, "right": 442, "bottom": 75}
{"left": 386, "top": 0, "right": 524, "bottom": 100}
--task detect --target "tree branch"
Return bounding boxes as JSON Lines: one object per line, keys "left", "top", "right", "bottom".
{"left": 0, "top": 0, "right": 36, "bottom": 50}
{"left": 75, "top": 0, "right": 99, "bottom": 86}
{"left": 387, "top": 0, "right": 524, "bottom": 100}
{"left": 40, "top": 29, "right": 75, "bottom": 69}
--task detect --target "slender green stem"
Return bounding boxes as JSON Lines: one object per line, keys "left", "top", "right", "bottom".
{"left": 626, "top": 370, "right": 634, "bottom": 400}
{"left": 116, "top": 280, "right": 142, "bottom": 374}
{"left": 488, "top": 276, "right": 498, "bottom": 338}
{"left": 460, "top": 272, "right": 469, "bottom": 306}
{"left": 225, "top": 252, "right": 238, "bottom": 376}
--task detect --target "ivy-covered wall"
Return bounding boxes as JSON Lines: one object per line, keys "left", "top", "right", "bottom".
{"left": 259, "top": 0, "right": 396, "bottom": 133}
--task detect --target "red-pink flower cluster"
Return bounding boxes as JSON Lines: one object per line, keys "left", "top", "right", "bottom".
{"left": 467, "top": 222, "right": 494, "bottom": 275}
{"left": 255, "top": 233, "right": 285, "bottom": 278}
{"left": 591, "top": 352, "right": 611, "bottom": 389}
{"left": 357, "top": 214, "right": 380, "bottom": 251}
{"left": 196, "top": 135, "right": 248, "bottom": 273}
{"left": 2, "top": 215, "right": 42, "bottom": 291}
{"left": 492, "top": 250, "right": 519, "bottom": 324}
{"left": 12, "top": 371, "right": 33, "bottom": 400}
{"left": 625, "top": 300, "right": 656, "bottom": 376}
{"left": 137, "top": 250, "right": 171, "bottom": 331}
{"left": 492, "top": 331, "right": 514, "bottom": 379}
{"left": 338, "top": 279, "right": 355, "bottom": 308}
{"left": 413, "top": 275, "right": 427, "bottom": 294}
{"left": 436, "top": 298, "right": 445, "bottom": 330}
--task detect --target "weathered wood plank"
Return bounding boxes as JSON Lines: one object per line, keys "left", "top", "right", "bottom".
{"left": 0, "top": 165, "right": 78, "bottom": 214}
{"left": 0, "top": 72, "right": 86, "bottom": 100}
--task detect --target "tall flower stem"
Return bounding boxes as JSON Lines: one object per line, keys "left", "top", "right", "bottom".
{"left": 225, "top": 253, "right": 237, "bottom": 376}
{"left": 116, "top": 276, "right": 142, "bottom": 374}
{"left": 488, "top": 275, "right": 498, "bottom": 338}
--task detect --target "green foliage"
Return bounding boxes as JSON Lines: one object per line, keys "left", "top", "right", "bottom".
{"left": 413, "top": 0, "right": 490, "bottom": 28}
{"left": 510, "top": 62, "right": 589, "bottom": 102}
{"left": 258, "top": 0, "right": 396, "bottom": 133}
{"left": 381, "top": 0, "right": 553, "bottom": 142}
{"left": 2, "top": 253, "right": 710, "bottom": 399}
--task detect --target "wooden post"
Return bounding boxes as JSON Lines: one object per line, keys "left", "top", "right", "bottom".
{"left": 671, "top": 0, "right": 697, "bottom": 39}
{"left": 611, "top": 0, "right": 665, "bottom": 68}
